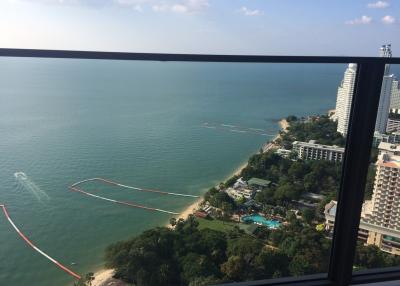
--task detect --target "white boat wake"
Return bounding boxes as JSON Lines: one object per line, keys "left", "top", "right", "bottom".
{"left": 14, "top": 172, "right": 50, "bottom": 201}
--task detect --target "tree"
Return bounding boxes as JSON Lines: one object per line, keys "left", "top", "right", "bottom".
{"left": 220, "top": 255, "right": 246, "bottom": 281}
{"left": 255, "top": 249, "right": 289, "bottom": 278}
{"left": 286, "top": 115, "right": 298, "bottom": 123}
{"left": 74, "top": 273, "right": 95, "bottom": 286}
{"left": 180, "top": 253, "right": 218, "bottom": 284}
{"left": 302, "top": 208, "right": 315, "bottom": 225}
{"left": 354, "top": 243, "right": 387, "bottom": 269}
{"left": 289, "top": 255, "right": 312, "bottom": 276}
{"left": 288, "top": 161, "right": 307, "bottom": 181}
{"left": 170, "top": 217, "right": 177, "bottom": 227}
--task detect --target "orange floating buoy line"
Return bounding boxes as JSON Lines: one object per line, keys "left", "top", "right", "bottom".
{"left": 0, "top": 204, "right": 81, "bottom": 280}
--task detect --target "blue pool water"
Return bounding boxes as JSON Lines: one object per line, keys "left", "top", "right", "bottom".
{"left": 241, "top": 214, "right": 281, "bottom": 229}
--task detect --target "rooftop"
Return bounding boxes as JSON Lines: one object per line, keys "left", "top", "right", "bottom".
{"left": 378, "top": 153, "right": 400, "bottom": 168}
{"left": 248, "top": 177, "right": 271, "bottom": 187}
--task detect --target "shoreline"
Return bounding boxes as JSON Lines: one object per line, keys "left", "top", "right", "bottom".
{"left": 91, "top": 118, "right": 288, "bottom": 285}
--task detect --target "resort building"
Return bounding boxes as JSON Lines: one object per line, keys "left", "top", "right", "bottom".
{"left": 248, "top": 177, "right": 271, "bottom": 190}
{"left": 275, "top": 148, "right": 292, "bottom": 158}
{"left": 335, "top": 63, "right": 357, "bottom": 135}
{"left": 378, "top": 142, "right": 400, "bottom": 156}
{"left": 233, "top": 177, "right": 247, "bottom": 189}
{"left": 225, "top": 187, "right": 255, "bottom": 201}
{"left": 363, "top": 153, "right": 400, "bottom": 231}
{"left": 325, "top": 200, "right": 400, "bottom": 255}
{"left": 292, "top": 140, "right": 344, "bottom": 162}
{"left": 225, "top": 177, "right": 256, "bottom": 201}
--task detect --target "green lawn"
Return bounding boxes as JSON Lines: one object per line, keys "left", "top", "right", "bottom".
{"left": 196, "top": 217, "right": 239, "bottom": 232}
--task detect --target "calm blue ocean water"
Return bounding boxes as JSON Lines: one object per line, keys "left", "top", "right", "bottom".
{"left": 1, "top": 58, "right": 392, "bottom": 286}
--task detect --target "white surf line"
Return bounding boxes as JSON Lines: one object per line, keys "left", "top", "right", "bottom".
{"left": 70, "top": 178, "right": 98, "bottom": 187}
{"left": 72, "top": 177, "right": 200, "bottom": 198}
{"left": 99, "top": 178, "right": 200, "bottom": 198}
{"left": 0, "top": 204, "right": 81, "bottom": 280}
{"left": 70, "top": 187, "right": 179, "bottom": 215}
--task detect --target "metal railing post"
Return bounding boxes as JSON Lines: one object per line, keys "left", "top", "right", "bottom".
{"left": 328, "top": 61, "right": 386, "bottom": 285}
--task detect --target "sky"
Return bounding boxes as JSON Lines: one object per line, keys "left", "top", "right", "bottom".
{"left": 1, "top": 0, "right": 400, "bottom": 56}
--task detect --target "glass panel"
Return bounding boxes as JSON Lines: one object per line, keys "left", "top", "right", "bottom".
{"left": 0, "top": 57, "right": 351, "bottom": 286}
{"left": 352, "top": 61, "right": 400, "bottom": 272}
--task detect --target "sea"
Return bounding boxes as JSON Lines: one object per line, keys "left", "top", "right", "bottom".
{"left": 0, "top": 58, "right": 395, "bottom": 286}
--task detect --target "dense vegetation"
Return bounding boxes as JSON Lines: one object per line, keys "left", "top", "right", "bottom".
{"left": 278, "top": 115, "right": 345, "bottom": 149}
{"left": 104, "top": 215, "right": 400, "bottom": 286}
{"left": 242, "top": 151, "right": 341, "bottom": 205}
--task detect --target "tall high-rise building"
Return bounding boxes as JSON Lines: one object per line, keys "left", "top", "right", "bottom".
{"left": 376, "top": 75, "right": 394, "bottom": 133}
{"left": 375, "top": 44, "right": 393, "bottom": 133}
{"left": 365, "top": 152, "right": 400, "bottom": 230}
{"left": 335, "top": 63, "right": 357, "bottom": 135}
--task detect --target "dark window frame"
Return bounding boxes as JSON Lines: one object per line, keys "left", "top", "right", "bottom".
{"left": 2, "top": 48, "right": 400, "bottom": 286}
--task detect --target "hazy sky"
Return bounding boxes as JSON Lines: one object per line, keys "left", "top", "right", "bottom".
{"left": 1, "top": 0, "right": 400, "bottom": 56}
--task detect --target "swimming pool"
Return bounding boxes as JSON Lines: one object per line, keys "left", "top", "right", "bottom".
{"left": 241, "top": 214, "right": 281, "bottom": 229}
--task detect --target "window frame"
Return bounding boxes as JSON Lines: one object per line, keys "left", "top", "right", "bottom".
{"left": 1, "top": 48, "right": 400, "bottom": 286}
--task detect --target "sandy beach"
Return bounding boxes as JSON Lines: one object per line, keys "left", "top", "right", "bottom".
{"left": 91, "top": 269, "right": 126, "bottom": 286}
{"left": 173, "top": 198, "right": 203, "bottom": 222}
{"left": 92, "top": 118, "right": 289, "bottom": 285}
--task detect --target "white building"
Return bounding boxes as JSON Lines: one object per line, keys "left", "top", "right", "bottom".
{"left": 364, "top": 153, "right": 400, "bottom": 231}
{"left": 335, "top": 63, "right": 357, "bottom": 135}
{"left": 292, "top": 140, "right": 344, "bottom": 162}
{"left": 378, "top": 142, "right": 400, "bottom": 156}
{"left": 225, "top": 187, "right": 255, "bottom": 201}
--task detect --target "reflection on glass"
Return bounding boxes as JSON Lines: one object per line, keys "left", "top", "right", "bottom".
{"left": 351, "top": 47, "right": 400, "bottom": 271}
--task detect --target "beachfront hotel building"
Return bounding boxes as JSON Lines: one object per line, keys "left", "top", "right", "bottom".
{"left": 292, "top": 140, "right": 344, "bottom": 162}
{"left": 334, "top": 63, "right": 357, "bottom": 135}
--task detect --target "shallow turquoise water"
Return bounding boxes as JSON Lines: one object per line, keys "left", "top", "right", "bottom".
{"left": 241, "top": 214, "right": 281, "bottom": 229}
{"left": 0, "top": 58, "right": 360, "bottom": 285}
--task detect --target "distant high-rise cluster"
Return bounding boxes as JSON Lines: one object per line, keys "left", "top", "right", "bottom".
{"left": 334, "top": 44, "right": 400, "bottom": 136}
